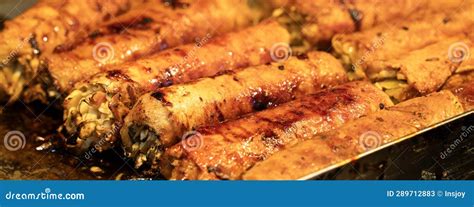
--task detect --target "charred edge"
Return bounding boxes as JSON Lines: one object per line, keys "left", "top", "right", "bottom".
{"left": 251, "top": 92, "right": 275, "bottom": 111}
{"left": 53, "top": 43, "right": 75, "bottom": 53}
{"left": 172, "top": 48, "right": 188, "bottom": 57}
{"left": 105, "top": 70, "right": 132, "bottom": 82}
{"left": 107, "top": 16, "right": 154, "bottom": 34}
{"left": 348, "top": 8, "right": 363, "bottom": 31}
{"left": 28, "top": 34, "right": 41, "bottom": 56}
{"left": 261, "top": 130, "right": 284, "bottom": 152}
{"left": 88, "top": 30, "right": 104, "bottom": 39}
{"left": 150, "top": 91, "right": 173, "bottom": 106}
{"left": 213, "top": 105, "right": 225, "bottom": 122}
{"left": 162, "top": 0, "right": 191, "bottom": 9}
{"left": 206, "top": 166, "right": 230, "bottom": 180}
{"left": 296, "top": 53, "right": 309, "bottom": 60}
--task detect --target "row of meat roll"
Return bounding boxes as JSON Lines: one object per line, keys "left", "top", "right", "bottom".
{"left": 244, "top": 83, "right": 474, "bottom": 180}
{"left": 118, "top": 7, "right": 473, "bottom": 178}
{"left": 1, "top": 0, "right": 268, "bottom": 104}
{"left": 0, "top": 0, "right": 472, "bottom": 179}
{"left": 62, "top": 19, "right": 290, "bottom": 152}
{"left": 1, "top": 0, "right": 468, "bottom": 104}
{"left": 60, "top": 0, "right": 474, "bottom": 153}
{"left": 0, "top": 0, "right": 150, "bottom": 102}
{"left": 121, "top": 51, "right": 348, "bottom": 168}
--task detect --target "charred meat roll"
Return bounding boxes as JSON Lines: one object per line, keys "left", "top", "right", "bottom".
{"left": 272, "top": 0, "right": 468, "bottom": 49}
{"left": 443, "top": 72, "right": 474, "bottom": 111}
{"left": 243, "top": 90, "right": 469, "bottom": 180}
{"left": 159, "top": 81, "right": 393, "bottom": 180}
{"left": 443, "top": 71, "right": 474, "bottom": 92}
{"left": 371, "top": 37, "right": 474, "bottom": 102}
{"left": 6, "top": 0, "right": 268, "bottom": 104}
{"left": 0, "top": 0, "right": 148, "bottom": 103}
{"left": 62, "top": 20, "right": 290, "bottom": 152}
{"left": 121, "top": 51, "right": 348, "bottom": 168}
{"left": 332, "top": 6, "right": 474, "bottom": 80}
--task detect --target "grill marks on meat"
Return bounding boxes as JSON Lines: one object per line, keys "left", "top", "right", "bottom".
{"left": 160, "top": 81, "right": 393, "bottom": 180}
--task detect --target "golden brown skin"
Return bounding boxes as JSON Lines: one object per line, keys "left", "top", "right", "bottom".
{"left": 63, "top": 20, "right": 290, "bottom": 152}
{"left": 46, "top": 0, "right": 266, "bottom": 93}
{"left": 276, "top": 0, "right": 468, "bottom": 45}
{"left": 444, "top": 71, "right": 474, "bottom": 91}
{"left": 121, "top": 51, "right": 348, "bottom": 168}
{"left": 160, "top": 81, "right": 393, "bottom": 180}
{"left": 332, "top": 6, "right": 474, "bottom": 79}
{"left": 443, "top": 72, "right": 474, "bottom": 111}
{"left": 0, "top": 0, "right": 144, "bottom": 58}
{"left": 0, "top": 0, "right": 148, "bottom": 103}
{"left": 243, "top": 91, "right": 466, "bottom": 180}
{"left": 372, "top": 37, "right": 474, "bottom": 101}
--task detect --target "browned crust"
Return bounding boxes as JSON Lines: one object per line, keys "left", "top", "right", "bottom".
{"left": 46, "top": 0, "right": 263, "bottom": 92}
{"left": 160, "top": 81, "right": 393, "bottom": 180}
{"left": 0, "top": 0, "right": 144, "bottom": 60}
{"left": 121, "top": 51, "right": 347, "bottom": 153}
{"left": 377, "top": 37, "right": 473, "bottom": 100}
{"left": 281, "top": 0, "right": 467, "bottom": 44}
{"left": 243, "top": 91, "right": 465, "bottom": 180}
{"left": 63, "top": 20, "right": 290, "bottom": 150}
{"left": 332, "top": 6, "right": 474, "bottom": 75}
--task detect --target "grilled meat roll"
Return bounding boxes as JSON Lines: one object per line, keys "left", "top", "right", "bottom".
{"left": 121, "top": 51, "right": 348, "bottom": 168}
{"left": 0, "top": 0, "right": 147, "bottom": 103}
{"left": 243, "top": 90, "right": 469, "bottom": 180}
{"left": 44, "top": 0, "right": 267, "bottom": 95}
{"left": 443, "top": 72, "right": 474, "bottom": 111}
{"left": 332, "top": 6, "right": 474, "bottom": 80}
{"left": 62, "top": 20, "right": 290, "bottom": 152}
{"left": 273, "top": 0, "right": 468, "bottom": 48}
{"left": 372, "top": 37, "right": 474, "bottom": 102}
{"left": 444, "top": 72, "right": 474, "bottom": 91}
{"left": 159, "top": 81, "right": 392, "bottom": 180}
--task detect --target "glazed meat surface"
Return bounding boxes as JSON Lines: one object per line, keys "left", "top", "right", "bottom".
{"left": 121, "top": 51, "right": 348, "bottom": 168}
{"left": 160, "top": 81, "right": 392, "bottom": 180}
{"left": 243, "top": 91, "right": 466, "bottom": 180}
{"left": 63, "top": 20, "right": 290, "bottom": 152}
{"left": 47, "top": 0, "right": 265, "bottom": 92}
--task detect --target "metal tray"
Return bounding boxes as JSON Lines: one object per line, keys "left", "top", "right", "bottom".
{"left": 301, "top": 110, "right": 474, "bottom": 180}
